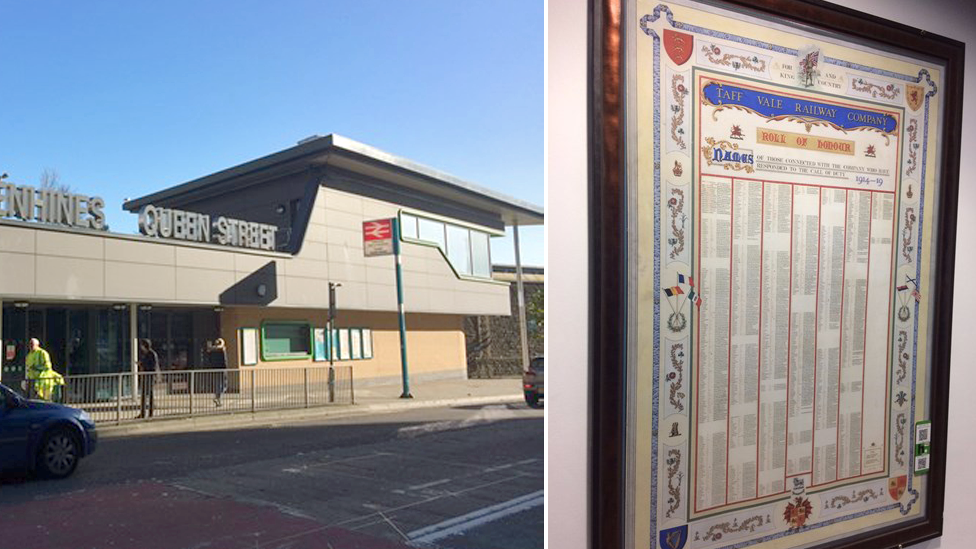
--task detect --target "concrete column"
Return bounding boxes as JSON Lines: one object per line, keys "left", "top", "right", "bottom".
{"left": 513, "top": 223, "right": 530, "bottom": 372}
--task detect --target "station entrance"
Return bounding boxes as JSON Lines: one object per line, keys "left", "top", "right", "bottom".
{"left": 1, "top": 303, "right": 219, "bottom": 392}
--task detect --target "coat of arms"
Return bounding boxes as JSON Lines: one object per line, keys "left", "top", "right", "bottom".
{"left": 784, "top": 497, "right": 813, "bottom": 530}
{"left": 906, "top": 84, "right": 925, "bottom": 112}
{"left": 730, "top": 125, "right": 744, "bottom": 140}
{"left": 888, "top": 475, "right": 908, "bottom": 501}
{"left": 865, "top": 144, "right": 876, "bottom": 157}
{"left": 664, "top": 30, "right": 694, "bottom": 66}
{"left": 659, "top": 525, "right": 688, "bottom": 549}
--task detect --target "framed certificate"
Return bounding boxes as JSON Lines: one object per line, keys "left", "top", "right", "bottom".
{"left": 588, "top": 1, "right": 962, "bottom": 549}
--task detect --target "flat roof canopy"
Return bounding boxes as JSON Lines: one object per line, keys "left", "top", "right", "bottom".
{"left": 123, "top": 134, "right": 544, "bottom": 227}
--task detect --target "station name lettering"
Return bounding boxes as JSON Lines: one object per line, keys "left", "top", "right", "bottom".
{"left": 138, "top": 205, "right": 279, "bottom": 251}
{"left": 0, "top": 183, "right": 106, "bottom": 230}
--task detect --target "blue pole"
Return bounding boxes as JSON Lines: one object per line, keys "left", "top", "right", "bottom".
{"left": 393, "top": 218, "right": 412, "bottom": 398}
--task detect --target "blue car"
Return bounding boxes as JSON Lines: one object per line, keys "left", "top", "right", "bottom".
{"left": 0, "top": 382, "right": 97, "bottom": 478}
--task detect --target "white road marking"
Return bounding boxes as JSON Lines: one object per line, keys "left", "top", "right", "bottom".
{"left": 408, "top": 478, "right": 453, "bottom": 491}
{"left": 406, "top": 490, "right": 545, "bottom": 545}
{"left": 397, "top": 405, "right": 519, "bottom": 438}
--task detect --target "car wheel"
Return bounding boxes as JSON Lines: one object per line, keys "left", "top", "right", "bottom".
{"left": 526, "top": 393, "right": 543, "bottom": 409}
{"left": 37, "top": 427, "right": 80, "bottom": 479}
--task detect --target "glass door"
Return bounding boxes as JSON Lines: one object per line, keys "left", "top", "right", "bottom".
{"left": 1, "top": 305, "right": 27, "bottom": 388}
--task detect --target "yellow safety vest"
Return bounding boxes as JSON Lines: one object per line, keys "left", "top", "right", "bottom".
{"left": 26, "top": 349, "right": 64, "bottom": 401}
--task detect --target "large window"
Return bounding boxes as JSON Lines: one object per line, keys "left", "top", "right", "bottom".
{"left": 401, "top": 212, "right": 494, "bottom": 280}
{"left": 471, "top": 231, "right": 491, "bottom": 278}
{"left": 400, "top": 213, "right": 419, "bottom": 239}
{"left": 446, "top": 224, "right": 472, "bottom": 276}
{"left": 418, "top": 217, "right": 446, "bottom": 249}
{"left": 261, "top": 322, "right": 312, "bottom": 361}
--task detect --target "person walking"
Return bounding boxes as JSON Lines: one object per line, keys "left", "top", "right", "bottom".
{"left": 24, "top": 338, "right": 64, "bottom": 401}
{"left": 208, "top": 338, "right": 228, "bottom": 407}
{"left": 137, "top": 339, "right": 160, "bottom": 418}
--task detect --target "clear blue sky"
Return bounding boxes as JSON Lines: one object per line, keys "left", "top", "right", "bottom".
{"left": 0, "top": 0, "right": 543, "bottom": 267}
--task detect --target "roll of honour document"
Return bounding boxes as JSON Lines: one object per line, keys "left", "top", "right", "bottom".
{"left": 630, "top": 2, "right": 943, "bottom": 548}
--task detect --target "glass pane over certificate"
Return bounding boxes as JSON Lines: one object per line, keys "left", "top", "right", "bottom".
{"left": 628, "top": 2, "right": 945, "bottom": 548}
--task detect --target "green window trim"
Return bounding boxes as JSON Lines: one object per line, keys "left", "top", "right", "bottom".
{"left": 261, "top": 321, "right": 313, "bottom": 361}
{"left": 397, "top": 210, "right": 507, "bottom": 285}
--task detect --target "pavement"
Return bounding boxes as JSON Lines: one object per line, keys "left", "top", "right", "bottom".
{"left": 97, "top": 377, "right": 528, "bottom": 438}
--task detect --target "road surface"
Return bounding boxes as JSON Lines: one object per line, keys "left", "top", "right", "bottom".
{"left": 0, "top": 402, "right": 543, "bottom": 549}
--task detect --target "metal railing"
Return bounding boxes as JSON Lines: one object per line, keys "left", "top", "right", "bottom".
{"left": 22, "top": 366, "right": 354, "bottom": 424}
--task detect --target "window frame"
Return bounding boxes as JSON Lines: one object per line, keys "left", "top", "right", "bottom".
{"left": 260, "top": 321, "right": 313, "bottom": 362}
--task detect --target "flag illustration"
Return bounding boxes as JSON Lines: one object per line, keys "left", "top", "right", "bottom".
{"left": 688, "top": 275, "right": 695, "bottom": 287}
{"left": 688, "top": 290, "right": 702, "bottom": 308}
{"left": 678, "top": 274, "right": 686, "bottom": 285}
{"left": 671, "top": 286, "right": 684, "bottom": 295}
{"left": 664, "top": 288, "right": 674, "bottom": 297}
{"left": 911, "top": 289, "right": 921, "bottom": 302}
{"left": 897, "top": 285, "right": 909, "bottom": 291}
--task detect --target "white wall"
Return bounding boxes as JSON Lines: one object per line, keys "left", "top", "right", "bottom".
{"left": 547, "top": 1, "right": 976, "bottom": 548}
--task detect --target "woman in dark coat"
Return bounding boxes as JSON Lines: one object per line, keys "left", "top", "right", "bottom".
{"left": 137, "top": 339, "right": 159, "bottom": 418}
{"left": 208, "top": 338, "right": 228, "bottom": 406}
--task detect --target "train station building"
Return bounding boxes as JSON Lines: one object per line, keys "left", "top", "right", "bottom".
{"left": 0, "top": 134, "right": 543, "bottom": 394}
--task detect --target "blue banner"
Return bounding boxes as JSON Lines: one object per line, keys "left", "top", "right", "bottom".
{"left": 702, "top": 82, "right": 897, "bottom": 133}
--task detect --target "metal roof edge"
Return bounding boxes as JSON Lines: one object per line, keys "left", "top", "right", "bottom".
{"left": 123, "top": 134, "right": 544, "bottom": 224}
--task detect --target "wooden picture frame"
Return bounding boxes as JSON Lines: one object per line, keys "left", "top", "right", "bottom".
{"left": 589, "top": 1, "right": 962, "bottom": 548}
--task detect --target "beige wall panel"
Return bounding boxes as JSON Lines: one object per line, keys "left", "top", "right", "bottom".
{"left": 343, "top": 281, "right": 371, "bottom": 310}
{"left": 466, "top": 292, "right": 510, "bottom": 316}
{"left": 399, "top": 252, "right": 429, "bottom": 273}
{"left": 362, "top": 200, "right": 397, "bottom": 219}
{"left": 0, "top": 252, "right": 36, "bottom": 294}
{"left": 105, "top": 238, "right": 176, "bottom": 266}
{"left": 365, "top": 265, "right": 396, "bottom": 286}
{"left": 308, "top": 206, "right": 327, "bottom": 226}
{"left": 284, "top": 276, "right": 329, "bottom": 308}
{"left": 36, "top": 231, "right": 104, "bottom": 260}
{"left": 325, "top": 210, "right": 371, "bottom": 229}
{"left": 296, "top": 241, "right": 328, "bottom": 261}
{"left": 401, "top": 269, "right": 429, "bottom": 289}
{"left": 327, "top": 243, "right": 366, "bottom": 266}
{"left": 222, "top": 307, "right": 466, "bottom": 382}
{"left": 365, "top": 284, "right": 398, "bottom": 309}
{"left": 175, "top": 247, "right": 235, "bottom": 271}
{"left": 234, "top": 253, "right": 282, "bottom": 274}
{"left": 325, "top": 226, "right": 363, "bottom": 248}
{"left": 284, "top": 258, "right": 329, "bottom": 279}
{"left": 401, "top": 287, "right": 432, "bottom": 312}
{"left": 36, "top": 256, "right": 104, "bottom": 298}
{"left": 427, "top": 291, "right": 457, "bottom": 314}
{"left": 322, "top": 190, "right": 363, "bottom": 215}
{"left": 426, "top": 256, "right": 457, "bottom": 277}
{"left": 429, "top": 273, "right": 459, "bottom": 292}
{"left": 328, "top": 258, "right": 367, "bottom": 283}
{"left": 0, "top": 226, "right": 36, "bottom": 253}
{"left": 324, "top": 209, "right": 363, "bottom": 231}
{"left": 303, "top": 223, "right": 329, "bottom": 245}
{"left": 175, "top": 267, "right": 235, "bottom": 302}
{"left": 105, "top": 262, "right": 176, "bottom": 300}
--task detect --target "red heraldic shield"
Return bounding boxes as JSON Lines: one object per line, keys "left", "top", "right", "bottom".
{"left": 664, "top": 30, "right": 694, "bottom": 66}
{"left": 906, "top": 84, "right": 925, "bottom": 111}
{"left": 888, "top": 475, "right": 908, "bottom": 501}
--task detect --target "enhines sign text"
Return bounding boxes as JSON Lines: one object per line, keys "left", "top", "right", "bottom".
{"left": 0, "top": 183, "right": 106, "bottom": 229}
{"left": 138, "top": 205, "right": 278, "bottom": 251}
